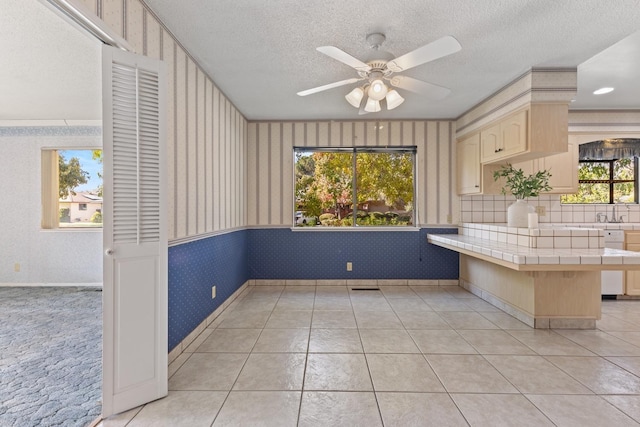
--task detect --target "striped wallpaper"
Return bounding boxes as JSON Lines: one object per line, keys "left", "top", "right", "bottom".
{"left": 78, "top": 0, "right": 247, "bottom": 243}
{"left": 246, "top": 121, "right": 459, "bottom": 226}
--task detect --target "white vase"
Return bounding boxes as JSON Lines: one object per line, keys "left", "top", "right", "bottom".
{"left": 507, "top": 199, "right": 533, "bottom": 228}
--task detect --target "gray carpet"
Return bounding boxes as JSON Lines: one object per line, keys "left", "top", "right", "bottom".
{"left": 0, "top": 287, "right": 102, "bottom": 427}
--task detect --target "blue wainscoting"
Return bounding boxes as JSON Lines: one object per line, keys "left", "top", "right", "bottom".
{"left": 247, "top": 227, "right": 458, "bottom": 280}
{"left": 168, "top": 231, "right": 249, "bottom": 350}
{"left": 168, "top": 227, "right": 458, "bottom": 351}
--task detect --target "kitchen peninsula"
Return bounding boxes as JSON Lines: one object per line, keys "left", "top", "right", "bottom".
{"left": 428, "top": 223, "right": 640, "bottom": 329}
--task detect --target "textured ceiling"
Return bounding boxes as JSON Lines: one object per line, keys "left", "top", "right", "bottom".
{"left": 144, "top": 0, "right": 640, "bottom": 120}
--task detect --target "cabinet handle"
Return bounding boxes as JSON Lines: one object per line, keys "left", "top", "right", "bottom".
{"left": 474, "top": 185, "right": 480, "bottom": 188}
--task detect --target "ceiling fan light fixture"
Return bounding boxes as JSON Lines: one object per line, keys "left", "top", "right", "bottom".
{"left": 345, "top": 87, "right": 365, "bottom": 108}
{"left": 385, "top": 90, "right": 405, "bottom": 110}
{"left": 368, "top": 79, "right": 388, "bottom": 101}
{"left": 364, "top": 98, "right": 381, "bottom": 113}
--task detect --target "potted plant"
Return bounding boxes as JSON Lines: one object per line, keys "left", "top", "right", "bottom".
{"left": 493, "top": 163, "right": 552, "bottom": 227}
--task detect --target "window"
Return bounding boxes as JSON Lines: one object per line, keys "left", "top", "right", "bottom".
{"left": 42, "top": 149, "right": 103, "bottom": 229}
{"left": 562, "top": 158, "right": 637, "bottom": 204}
{"left": 294, "top": 147, "right": 416, "bottom": 227}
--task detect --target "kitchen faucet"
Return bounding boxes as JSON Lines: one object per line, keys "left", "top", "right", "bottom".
{"left": 609, "top": 203, "right": 629, "bottom": 223}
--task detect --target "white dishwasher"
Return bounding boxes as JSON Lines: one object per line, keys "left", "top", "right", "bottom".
{"left": 602, "top": 230, "right": 625, "bottom": 297}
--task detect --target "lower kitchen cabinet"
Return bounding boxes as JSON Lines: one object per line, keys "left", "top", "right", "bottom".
{"left": 625, "top": 231, "right": 640, "bottom": 295}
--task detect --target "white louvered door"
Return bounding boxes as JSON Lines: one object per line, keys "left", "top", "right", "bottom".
{"left": 102, "top": 45, "right": 167, "bottom": 417}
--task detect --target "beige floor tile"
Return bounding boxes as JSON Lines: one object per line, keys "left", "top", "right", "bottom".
{"left": 311, "top": 310, "right": 357, "bottom": 328}
{"left": 230, "top": 298, "right": 278, "bottom": 313}
{"left": 354, "top": 310, "right": 404, "bottom": 329}
{"left": 411, "top": 286, "right": 452, "bottom": 298}
{"left": 408, "top": 329, "right": 478, "bottom": 354}
{"left": 264, "top": 310, "right": 312, "bottom": 328}
{"left": 217, "top": 310, "right": 271, "bottom": 329}
{"left": 507, "top": 330, "right": 595, "bottom": 356}
{"left": 396, "top": 311, "right": 451, "bottom": 329}
{"left": 314, "top": 285, "right": 348, "bottom": 295}
{"left": 480, "top": 312, "right": 531, "bottom": 330}
{"left": 128, "top": 391, "right": 226, "bottom": 427}
{"left": 379, "top": 286, "right": 418, "bottom": 298}
{"left": 526, "top": 394, "right": 638, "bottom": 427}
{"left": 169, "top": 353, "right": 248, "bottom": 391}
{"left": 376, "top": 392, "right": 467, "bottom": 427}
{"left": 195, "top": 328, "right": 261, "bottom": 352}
{"left": 350, "top": 299, "right": 393, "bottom": 312}
{"left": 100, "top": 407, "right": 143, "bottom": 427}
{"left": 213, "top": 391, "right": 300, "bottom": 427}
{"left": 442, "top": 286, "right": 475, "bottom": 298}
{"left": 484, "top": 355, "right": 592, "bottom": 394}
{"left": 233, "top": 353, "right": 306, "bottom": 391}
{"left": 252, "top": 328, "right": 309, "bottom": 353}
{"left": 168, "top": 353, "right": 191, "bottom": 379}
{"left": 439, "top": 311, "right": 500, "bottom": 330}
{"left": 313, "top": 297, "right": 353, "bottom": 310}
{"left": 554, "top": 330, "right": 640, "bottom": 356}
{"left": 426, "top": 354, "right": 518, "bottom": 393}
{"left": 451, "top": 393, "right": 554, "bottom": 427}
{"left": 546, "top": 355, "right": 640, "bottom": 394}
{"left": 458, "top": 330, "right": 536, "bottom": 355}
{"left": 387, "top": 298, "right": 432, "bottom": 312}
{"left": 308, "top": 328, "right": 363, "bottom": 353}
{"left": 274, "top": 297, "right": 315, "bottom": 311}
{"left": 367, "top": 354, "right": 445, "bottom": 392}
{"left": 596, "top": 314, "right": 640, "bottom": 332}
{"left": 427, "top": 299, "right": 475, "bottom": 312}
{"left": 607, "top": 331, "right": 640, "bottom": 348}
{"left": 298, "top": 392, "right": 382, "bottom": 427}
{"left": 461, "top": 298, "right": 501, "bottom": 312}
{"left": 359, "top": 329, "right": 420, "bottom": 353}
{"left": 602, "top": 395, "right": 640, "bottom": 422}
{"left": 304, "top": 353, "right": 372, "bottom": 391}
{"left": 606, "top": 356, "right": 640, "bottom": 377}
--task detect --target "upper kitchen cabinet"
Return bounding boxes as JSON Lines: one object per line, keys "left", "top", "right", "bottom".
{"left": 481, "top": 110, "right": 527, "bottom": 162}
{"left": 479, "top": 104, "right": 569, "bottom": 164}
{"left": 457, "top": 133, "right": 481, "bottom": 194}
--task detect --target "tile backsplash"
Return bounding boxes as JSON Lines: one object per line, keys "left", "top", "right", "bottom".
{"left": 460, "top": 194, "right": 640, "bottom": 224}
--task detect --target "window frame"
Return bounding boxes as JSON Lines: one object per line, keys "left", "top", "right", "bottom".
{"left": 41, "top": 147, "right": 103, "bottom": 230}
{"left": 574, "top": 158, "right": 638, "bottom": 204}
{"left": 293, "top": 146, "right": 418, "bottom": 228}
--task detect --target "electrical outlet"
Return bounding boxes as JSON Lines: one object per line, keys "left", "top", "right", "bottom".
{"left": 346, "top": 262, "right": 353, "bottom": 271}
{"left": 14, "top": 263, "right": 20, "bottom": 272}
{"left": 211, "top": 286, "right": 216, "bottom": 299}
{"left": 535, "top": 206, "right": 546, "bottom": 216}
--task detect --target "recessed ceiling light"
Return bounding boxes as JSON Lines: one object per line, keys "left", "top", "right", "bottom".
{"left": 593, "top": 87, "right": 614, "bottom": 95}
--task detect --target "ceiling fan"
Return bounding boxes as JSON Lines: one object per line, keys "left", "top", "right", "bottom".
{"left": 297, "top": 33, "right": 462, "bottom": 114}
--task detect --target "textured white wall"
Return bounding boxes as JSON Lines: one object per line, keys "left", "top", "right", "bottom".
{"left": 247, "top": 120, "right": 458, "bottom": 226}
{"left": 0, "top": 131, "right": 103, "bottom": 284}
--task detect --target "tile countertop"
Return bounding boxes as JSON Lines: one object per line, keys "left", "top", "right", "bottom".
{"left": 427, "top": 233, "right": 640, "bottom": 272}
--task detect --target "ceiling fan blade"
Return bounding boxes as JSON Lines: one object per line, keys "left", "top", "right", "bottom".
{"left": 297, "top": 78, "right": 361, "bottom": 96}
{"left": 387, "top": 35, "right": 461, "bottom": 72}
{"left": 317, "top": 46, "right": 371, "bottom": 72}
{"left": 389, "top": 76, "right": 451, "bottom": 100}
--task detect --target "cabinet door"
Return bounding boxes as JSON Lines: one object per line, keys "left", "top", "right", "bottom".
{"left": 625, "top": 234, "right": 640, "bottom": 295}
{"left": 480, "top": 123, "right": 501, "bottom": 162}
{"left": 539, "top": 138, "right": 578, "bottom": 194}
{"left": 501, "top": 110, "right": 528, "bottom": 157}
{"left": 457, "top": 133, "right": 481, "bottom": 194}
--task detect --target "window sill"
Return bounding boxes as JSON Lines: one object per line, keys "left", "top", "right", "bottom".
{"left": 290, "top": 226, "right": 420, "bottom": 232}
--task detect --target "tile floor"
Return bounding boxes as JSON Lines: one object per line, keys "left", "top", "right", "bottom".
{"left": 101, "top": 284, "right": 640, "bottom": 426}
